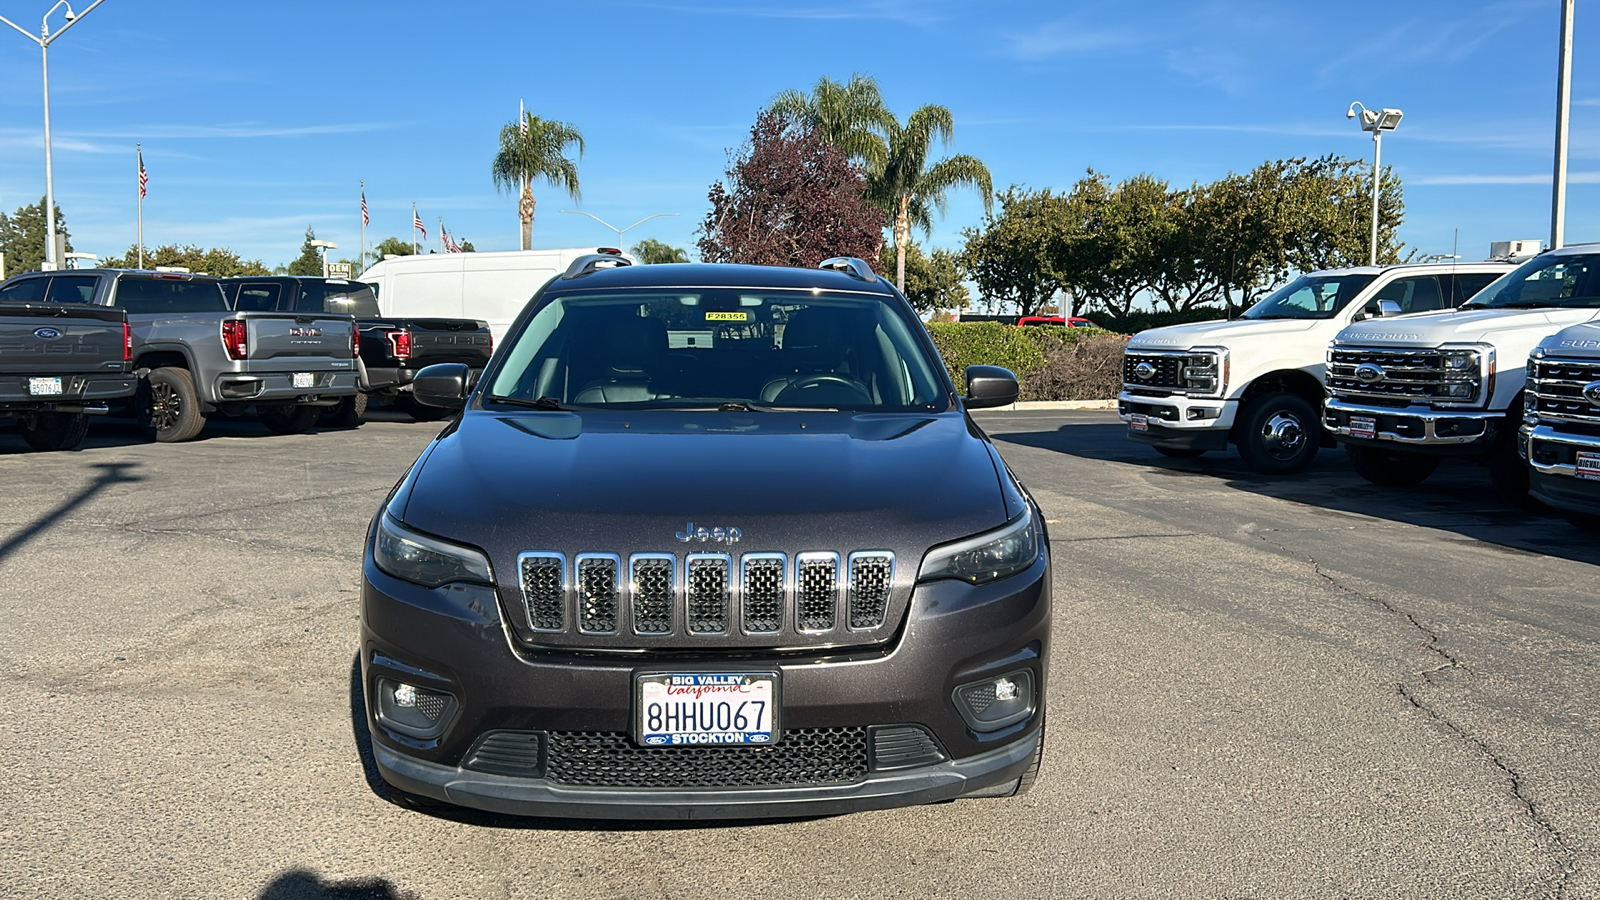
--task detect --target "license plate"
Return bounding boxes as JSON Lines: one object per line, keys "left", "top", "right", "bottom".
{"left": 1350, "top": 415, "right": 1377, "bottom": 440}
{"left": 27, "top": 377, "right": 63, "bottom": 396}
{"left": 292, "top": 372, "right": 315, "bottom": 389}
{"left": 1129, "top": 413, "right": 1148, "bottom": 432}
{"left": 1578, "top": 451, "right": 1600, "bottom": 482}
{"left": 635, "top": 672, "right": 779, "bottom": 747}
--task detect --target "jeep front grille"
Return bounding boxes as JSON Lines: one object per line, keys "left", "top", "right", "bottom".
{"left": 1529, "top": 357, "right": 1600, "bottom": 427}
{"left": 513, "top": 549, "right": 896, "bottom": 644}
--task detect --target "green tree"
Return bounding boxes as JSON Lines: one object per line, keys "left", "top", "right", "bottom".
{"left": 877, "top": 241, "right": 968, "bottom": 313}
{"left": 959, "top": 187, "right": 1074, "bottom": 318}
{"left": 630, "top": 238, "right": 689, "bottom": 264}
{"left": 872, "top": 105, "right": 993, "bottom": 292}
{"left": 101, "top": 244, "right": 269, "bottom": 276}
{"left": 287, "top": 227, "right": 323, "bottom": 276}
{"left": 372, "top": 236, "right": 416, "bottom": 259}
{"left": 0, "top": 197, "right": 71, "bottom": 277}
{"left": 491, "top": 112, "right": 584, "bottom": 251}
{"left": 769, "top": 73, "right": 894, "bottom": 175}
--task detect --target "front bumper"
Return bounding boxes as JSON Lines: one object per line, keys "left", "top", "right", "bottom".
{"left": 1323, "top": 397, "right": 1502, "bottom": 453}
{"left": 359, "top": 550, "right": 1050, "bottom": 820}
{"left": 1522, "top": 424, "right": 1600, "bottom": 515}
{"left": 1118, "top": 392, "right": 1235, "bottom": 450}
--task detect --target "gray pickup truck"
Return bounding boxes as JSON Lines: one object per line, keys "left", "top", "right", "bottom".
{"left": 0, "top": 269, "right": 359, "bottom": 442}
{"left": 0, "top": 292, "right": 135, "bottom": 451}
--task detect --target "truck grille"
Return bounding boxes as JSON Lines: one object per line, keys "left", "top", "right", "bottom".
{"left": 515, "top": 550, "right": 896, "bottom": 644}
{"left": 1327, "top": 347, "right": 1453, "bottom": 403}
{"left": 1122, "top": 352, "right": 1186, "bottom": 391}
{"left": 1528, "top": 357, "right": 1600, "bottom": 427}
{"left": 545, "top": 728, "right": 868, "bottom": 788}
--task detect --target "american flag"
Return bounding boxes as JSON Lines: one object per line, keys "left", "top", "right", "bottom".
{"left": 443, "top": 228, "right": 461, "bottom": 253}
{"left": 361, "top": 188, "right": 369, "bottom": 227}
{"left": 412, "top": 208, "right": 427, "bottom": 240}
{"left": 138, "top": 149, "right": 147, "bottom": 198}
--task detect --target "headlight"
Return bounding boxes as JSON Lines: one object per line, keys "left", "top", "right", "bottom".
{"left": 1182, "top": 347, "right": 1227, "bottom": 396}
{"left": 373, "top": 513, "right": 493, "bottom": 587}
{"left": 1435, "top": 343, "right": 1493, "bottom": 407}
{"left": 918, "top": 508, "right": 1040, "bottom": 585}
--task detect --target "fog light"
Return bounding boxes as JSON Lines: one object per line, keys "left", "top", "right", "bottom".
{"left": 375, "top": 677, "right": 457, "bottom": 739}
{"left": 953, "top": 669, "right": 1035, "bottom": 732}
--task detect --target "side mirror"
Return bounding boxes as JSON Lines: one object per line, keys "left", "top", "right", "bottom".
{"left": 1377, "top": 299, "right": 1403, "bottom": 318}
{"left": 412, "top": 363, "right": 471, "bottom": 409}
{"left": 962, "top": 365, "right": 1019, "bottom": 409}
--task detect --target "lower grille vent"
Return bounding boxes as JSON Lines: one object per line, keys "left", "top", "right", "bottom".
{"left": 545, "top": 728, "right": 869, "bottom": 788}
{"left": 870, "top": 725, "right": 947, "bottom": 771}
{"left": 462, "top": 731, "right": 545, "bottom": 778}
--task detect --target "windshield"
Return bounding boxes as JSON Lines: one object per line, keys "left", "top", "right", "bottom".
{"left": 113, "top": 277, "right": 228, "bottom": 314}
{"left": 1240, "top": 274, "right": 1377, "bottom": 320}
{"left": 303, "top": 281, "right": 380, "bottom": 317}
{"left": 486, "top": 288, "right": 948, "bottom": 412}
{"left": 1462, "top": 253, "right": 1600, "bottom": 310}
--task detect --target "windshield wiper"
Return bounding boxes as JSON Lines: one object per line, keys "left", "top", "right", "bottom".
{"left": 1245, "top": 314, "right": 1306, "bottom": 320}
{"left": 1461, "top": 301, "right": 1559, "bottom": 310}
{"left": 487, "top": 395, "right": 579, "bottom": 411}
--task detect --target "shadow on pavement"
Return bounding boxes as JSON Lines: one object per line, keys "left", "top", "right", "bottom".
{"left": 257, "top": 869, "right": 419, "bottom": 900}
{"left": 983, "top": 412, "right": 1600, "bottom": 568}
{"left": 0, "top": 460, "right": 143, "bottom": 566}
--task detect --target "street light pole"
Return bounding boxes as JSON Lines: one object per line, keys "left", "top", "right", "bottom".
{"left": 1347, "top": 102, "right": 1404, "bottom": 266}
{"left": 0, "top": 0, "right": 106, "bottom": 271}
{"left": 1552, "top": 0, "right": 1575, "bottom": 250}
{"left": 560, "top": 210, "right": 679, "bottom": 249}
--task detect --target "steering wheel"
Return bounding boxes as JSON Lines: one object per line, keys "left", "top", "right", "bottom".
{"left": 774, "top": 374, "right": 873, "bottom": 406}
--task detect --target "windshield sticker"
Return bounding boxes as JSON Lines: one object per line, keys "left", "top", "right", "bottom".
{"left": 705, "top": 311, "right": 749, "bottom": 322}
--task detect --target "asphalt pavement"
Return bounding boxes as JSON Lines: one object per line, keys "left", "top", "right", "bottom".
{"left": 0, "top": 409, "right": 1596, "bottom": 899}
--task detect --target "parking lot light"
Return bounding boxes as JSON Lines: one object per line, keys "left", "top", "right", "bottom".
{"left": 1346, "top": 101, "right": 1403, "bottom": 267}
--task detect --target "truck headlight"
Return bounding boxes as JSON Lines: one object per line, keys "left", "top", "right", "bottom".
{"left": 374, "top": 514, "right": 494, "bottom": 587}
{"left": 918, "top": 508, "right": 1040, "bottom": 586}
{"left": 1182, "top": 347, "right": 1227, "bottom": 397}
{"left": 1435, "top": 344, "right": 1492, "bottom": 407}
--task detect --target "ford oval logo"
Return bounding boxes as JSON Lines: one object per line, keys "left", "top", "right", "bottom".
{"left": 1354, "top": 363, "right": 1386, "bottom": 385}
{"left": 1585, "top": 381, "right": 1600, "bottom": 408}
{"left": 33, "top": 327, "right": 62, "bottom": 340}
{"left": 1133, "top": 362, "right": 1156, "bottom": 380}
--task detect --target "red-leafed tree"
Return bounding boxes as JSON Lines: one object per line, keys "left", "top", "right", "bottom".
{"left": 697, "top": 111, "right": 886, "bottom": 269}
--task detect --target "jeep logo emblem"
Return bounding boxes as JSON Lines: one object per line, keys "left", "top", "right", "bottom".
{"left": 1585, "top": 381, "right": 1600, "bottom": 408}
{"left": 1133, "top": 362, "right": 1155, "bottom": 381}
{"left": 1354, "top": 364, "right": 1386, "bottom": 384}
{"left": 675, "top": 522, "right": 741, "bottom": 544}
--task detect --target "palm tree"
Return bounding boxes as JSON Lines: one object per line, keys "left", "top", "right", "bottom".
{"left": 769, "top": 73, "right": 893, "bottom": 176}
{"left": 491, "top": 113, "right": 584, "bottom": 251}
{"left": 872, "top": 105, "right": 993, "bottom": 291}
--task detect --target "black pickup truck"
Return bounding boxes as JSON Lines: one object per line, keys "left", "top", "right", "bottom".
{"left": 0, "top": 286, "right": 135, "bottom": 451}
{"left": 219, "top": 276, "right": 493, "bottom": 424}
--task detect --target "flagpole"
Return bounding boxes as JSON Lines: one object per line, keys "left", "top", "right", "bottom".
{"left": 136, "top": 143, "right": 143, "bottom": 269}
{"left": 412, "top": 202, "right": 418, "bottom": 254}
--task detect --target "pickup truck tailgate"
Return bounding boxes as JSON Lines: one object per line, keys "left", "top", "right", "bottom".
{"left": 0, "top": 303, "right": 128, "bottom": 375}
{"left": 408, "top": 319, "right": 493, "bottom": 364}
{"left": 240, "top": 313, "right": 356, "bottom": 364}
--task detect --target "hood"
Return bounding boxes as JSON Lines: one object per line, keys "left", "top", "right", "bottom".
{"left": 1127, "top": 317, "right": 1319, "bottom": 349}
{"left": 399, "top": 409, "right": 1011, "bottom": 574}
{"left": 1539, "top": 317, "right": 1600, "bottom": 358}
{"left": 1337, "top": 307, "right": 1599, "bottom": 347}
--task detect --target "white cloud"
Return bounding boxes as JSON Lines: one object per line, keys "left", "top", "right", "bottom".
{"left": 1413, "top": 172, "right": 1600, "bottom": 185}
{"left": 1000, "top": 20, "right": 1137, "bottom": 60}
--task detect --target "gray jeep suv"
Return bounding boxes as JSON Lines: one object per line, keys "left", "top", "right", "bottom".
{"left": 360, "top": 256, "right": 1050, "bottom": 819}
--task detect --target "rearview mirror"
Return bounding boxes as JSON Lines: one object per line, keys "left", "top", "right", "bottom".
{"left": 412, "top": 363, "right": 471, "bottom": 409}
{"left": 963, "top": 365, "right": 1019, "bottom": 409}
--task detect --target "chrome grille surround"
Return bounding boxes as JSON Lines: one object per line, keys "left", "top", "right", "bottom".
{"left": 1326, "top": 345, "right": 1489, "bottom": 407}
{"left": 517, "top": 552, "right": 567, "bottom": 632}
{"left": 740, "top": 553, "right": 787, "bottom": 635}
{"left": 1528, "top": 356, "right": 1600, "bottom": 427}
{"left": 1122, "top": 351, "right": 1187, "bottom": 392}
{"left": 847, "top": 551, "right": 894, "bottom": 630}
{"left": 574, "top": 553, "right": 621, "bottom": 635}
{"left": 628, "top": 553, "right": 675, "bottom": 635}
{"left": 685, "top": 553, "right": 732, "bottom": 635}
{"left": 795, "top": 551, "right": 841, "bottom": 633}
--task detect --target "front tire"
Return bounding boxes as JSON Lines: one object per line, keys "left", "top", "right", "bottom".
{"left": 142, "top": 367, "right": 208, "bottom": 443}
{"left": 259, "top": 404, "right": 320, "bottom": 434}
{"left": 1347, "top": 445, "right": 1441, "bottom": 487}
{"left": 1235, "top": 392, "right": 1320, "bottom": 474}
{"left": 18, "top": 411, "right": 89, "bottom": 452}
{"left": 320, "top": 391, "right": 367, "bottom": 429}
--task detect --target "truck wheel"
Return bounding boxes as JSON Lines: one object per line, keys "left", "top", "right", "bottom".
{"left": 18, "top": 411, "right": 89, "bottom": 452}
{"left": 142, "top": 367, "right": 208, "bottom": 443}
{"left": 1347, "top": 445, "right": 1441, "bottom": 487}
{"left": 260, "top": 404, "right": 320, "bottom": 435}
{"left": 1235, "top": 392, "right": 1320, "bottom": 474}
{"left": 398, "top": 395, "right": 452, "bottom": 422}
{"left": 1154, "top": 447, "right": 1205, "bottom": 459}
{"left": 1487, "top": 413, "right": 1534, "bottom": 508}
{"left": 321, "top": 392, "right": 368, "bottom": 429}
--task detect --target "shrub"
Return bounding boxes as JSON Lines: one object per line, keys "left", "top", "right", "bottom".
{"left": 1019, "top": 334, "right": 1127, "bottom": 401}
{"left": 925, "top": 321, "right": 1124, "bottom": 396}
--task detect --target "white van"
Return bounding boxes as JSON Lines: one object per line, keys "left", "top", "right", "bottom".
{"left": 360, "top": 248, "right": 627, "bottom": 346}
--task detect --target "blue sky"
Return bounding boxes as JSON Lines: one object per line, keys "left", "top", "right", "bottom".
{"left": 0, "top": 0, "right": 1594, "bottom": 282}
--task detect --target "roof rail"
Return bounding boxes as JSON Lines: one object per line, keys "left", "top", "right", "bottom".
{"left": 561, "top": 253, "right": 633, "bottom": 280}
{"left": 818, "top": 257, "right": 876, "bottom": 281}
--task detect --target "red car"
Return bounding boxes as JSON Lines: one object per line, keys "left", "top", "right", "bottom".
{"left": 1017, "top": 315, "right": 1098, "bottom": 328}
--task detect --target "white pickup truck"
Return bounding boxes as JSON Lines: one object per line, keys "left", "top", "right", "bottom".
{"left": 1119, "top": 262, "right": 1511, "bottom": 473}
{"left": 1523, "top": 316, "right": 1600, "bottom": 529}
{"left": 1324, "top": 244, "right": 1600, "bottom": 500}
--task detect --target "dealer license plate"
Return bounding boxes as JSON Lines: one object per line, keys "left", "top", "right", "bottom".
{"left": 27, "top": 377, "right": 63, "bottom": 396}
{"left": 292, "top": 372, "right": 315, "bottom": 389}
{"left": 1350, "top": 415, "right": 1377, "bottom": 440}
{"left": 1578, "top": 451, "right": 1600, "bottom": 482}
{"left": 634, "top": 672, "right": 778, "bottom": 747}
{"left": 1129, "top": 413, "right": 1148, "bottom": 433}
